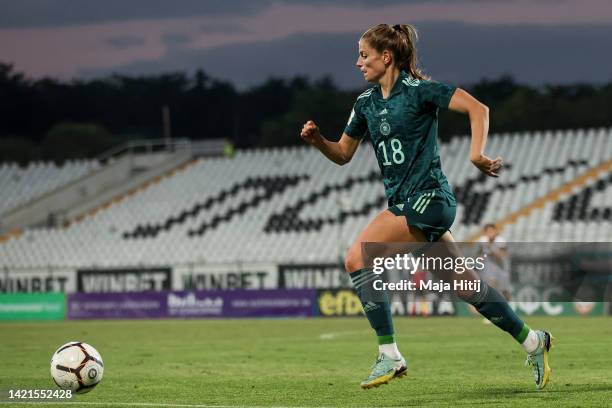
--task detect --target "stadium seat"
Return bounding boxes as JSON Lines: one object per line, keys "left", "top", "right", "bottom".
{"left": 1, "top": 128, "right": 610, "bottom": 267}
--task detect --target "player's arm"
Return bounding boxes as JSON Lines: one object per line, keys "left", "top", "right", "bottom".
{"left": 300, "top": 120, "right": 360, "bottom": 165}
{"left": 448, "top": 88, "right": 502, "bottom": 178}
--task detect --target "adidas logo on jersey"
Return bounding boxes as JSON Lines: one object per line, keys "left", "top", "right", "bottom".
{"left": 378, "top": 108, "right": 388, "bottom": 115}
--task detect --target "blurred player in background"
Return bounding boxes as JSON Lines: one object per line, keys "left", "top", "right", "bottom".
{"left": 300, "top": 23, "right": 553, "bottom": 390}
{"left": 478, "top": 223, "right": 511, "bottom": 300}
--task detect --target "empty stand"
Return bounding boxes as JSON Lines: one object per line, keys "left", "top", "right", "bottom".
{"left": 0, "top": 160, "right": 99, "bottom": 217}
{"left": 0, "top": 128, "right": 610, "bottom": 268}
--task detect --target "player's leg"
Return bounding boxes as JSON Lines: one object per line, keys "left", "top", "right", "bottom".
{"left": 345, "top": 209, "right": 424, "bottom": 389}
{"left": 438, "top": 231, "right": 529, "bottom": 339}
{"left": 438, "top": 231, "right": 554, "bottom": 390}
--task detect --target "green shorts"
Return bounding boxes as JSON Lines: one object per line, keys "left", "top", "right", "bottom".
{"left": 388, "top": 188, "right": 457, "bottom": 242}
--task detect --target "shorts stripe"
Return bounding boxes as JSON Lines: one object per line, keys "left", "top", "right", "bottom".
{"left": 415, "top": 192, "right": 433, "bottom": 213}
{"left": 417, "top": 191, "right": 435, "bottom": 214}
{"left": 412, "top": 193, "right": 428, "bottom": 210}
{"left": 416, "top": 196, "right": 431, "bottom": 213}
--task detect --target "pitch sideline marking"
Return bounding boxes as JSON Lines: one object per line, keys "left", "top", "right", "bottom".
{"left": 0, "top": 402, "right": 342, "bottom": 408}
{"left": 319, "top": 330, "right": 369, "bottom": 340}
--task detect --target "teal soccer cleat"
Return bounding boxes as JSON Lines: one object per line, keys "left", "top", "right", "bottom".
{"left": 360, "top": 353, "right": 407, "bottom": 389}
{"left": 525, "top": 330, "right": 555, "bottom": 390}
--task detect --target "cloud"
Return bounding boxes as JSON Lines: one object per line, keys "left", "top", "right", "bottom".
{"left": 0, "top": 0, "right": 272, "bottom": 28}
{"left": 2, "top": 1, "right": 611, "bottom": 80}
{"left": 0, "top": 0, "right": 428, "bottom": 28}
{"left": 199, "top": 22, "right": 252, "bottom": 35}
{"left": 162, "top": 34, "right": 192, "bottom": 47}
{"left": 78, "top": 23, "right": 612, "bottom": 89}
{"left": 0, "top": 1, "right": 589, "bottom": 28}
{"left": 79, "top": 31, "right": 360, "bottom": 87}
{"left": 107, "top": 36, "right": 146, "bottom": 50}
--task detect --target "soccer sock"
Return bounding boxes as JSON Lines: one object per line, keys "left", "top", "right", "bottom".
{"left": 350, "top": 268, "right": 395, "bottom": 345}
{"left": 467, "top": 283, "right": 530, "bottom": 344}
{"left": 522, "top": 329, "right": 539, "bottom": 354}
{"left": 379, "top": 342, "right": 402, "bottom": 360}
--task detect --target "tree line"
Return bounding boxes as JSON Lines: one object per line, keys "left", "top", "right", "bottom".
{"left": 1, "top": 62, "right": 610, "bottom": 163}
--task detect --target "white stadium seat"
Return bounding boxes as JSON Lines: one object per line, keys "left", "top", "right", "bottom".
{"left": 0, "top": 128, "right": 610, "bottom": 268}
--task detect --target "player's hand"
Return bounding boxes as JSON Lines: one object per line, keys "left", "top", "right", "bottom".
{"left": 300, "top": 120, "right": 322, "bottom": 146}
{"left": 471, "top": 154, "right": 502, "bottom": 177}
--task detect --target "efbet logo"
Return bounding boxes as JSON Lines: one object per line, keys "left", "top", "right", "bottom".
{"left": 318, "top": 290, "right": 363, "bottom": 316}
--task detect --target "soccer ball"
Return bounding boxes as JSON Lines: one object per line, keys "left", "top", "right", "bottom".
{"left": 50, "top": 342, "right": 104, "bottom": 393}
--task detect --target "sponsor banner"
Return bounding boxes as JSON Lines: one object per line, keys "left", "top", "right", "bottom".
{"left": 76, "top": 267, "right": 171, "bottom": 293}
{"left": 389, "top": 293, "right": 457, "bottom": 316}
{"left": 173, "top": 264, "right": 277, "bottom": 290}
{"left": 167, "top": 292, "right": 223, "bottom": 317}
{"left": 458, "top": 301, "right": 605, "bottom": 317}
{"left": 168, "top": 289, "right": 315, "bottom": 318}
{"left": 224, "top": 289, "right": 314, "bottom": 318}
{"left": 67, "top": 292, "right": 166, "bottom": 319}
{"left": 0, "top": 293, "right": 65, "bottom": 320}
{"left": 278, "top": 263, "right": 351, "bottom": 289}
{"left": 456, "top": 284, "right": 606, "bottom": 316}
{"left": 67, "top": 289, "right": 315, "bottom": 319}
{"left": 0, "top": 268, "right": 76, "bottom": 293}
{"left": 317, "top": 290, "right": 455, "bottom": 317}
{"left": 510, "top": 284, "right": 606, "bottom": 316}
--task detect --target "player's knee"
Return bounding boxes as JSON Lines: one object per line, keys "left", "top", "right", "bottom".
{"left": 344, "top": 247, "right": 364, "bottom": 273}
{"left": 456, "top": 288, "right": 478, "bottom": 303}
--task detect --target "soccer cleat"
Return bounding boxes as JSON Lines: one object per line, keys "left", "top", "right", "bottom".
{"left": 525, "top": 330, "right": 555, "bottom": 390}
{"left": 360, "top": 353, "right": 407, "bottom": 389}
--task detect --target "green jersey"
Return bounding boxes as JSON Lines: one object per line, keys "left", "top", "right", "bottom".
{"left": 344, "top": 71, "right": 456, "bottom": 207}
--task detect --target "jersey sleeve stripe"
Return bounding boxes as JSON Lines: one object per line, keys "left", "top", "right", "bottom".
{"left": 402, "top": 78, "right": 420, "bottom": 87}
{"left": 357, "top": 88, "right": 374, "bottom": 100}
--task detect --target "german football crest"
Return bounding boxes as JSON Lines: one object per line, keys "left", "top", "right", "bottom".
{"left": 379, "top": 119, "right": 391, "bottom": 136}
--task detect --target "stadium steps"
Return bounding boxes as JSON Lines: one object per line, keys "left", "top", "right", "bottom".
{"left": 0, "top": 141, "right": 194, "bottom": 241}
{"left": 467, "top": 158, "right": 612, "bottom": 241}
{"left": 67, "top": 157, "right": 200, "bottom": 228}
{"left": 0, "top": 161, "right": 100, "bottom": 218}
{"left": 0, "top": 157, "right": 199, "bottom": 246}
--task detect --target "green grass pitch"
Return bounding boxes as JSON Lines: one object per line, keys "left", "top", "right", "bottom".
{"left": 1, "top": 316, "right": 611, "bottom": 407}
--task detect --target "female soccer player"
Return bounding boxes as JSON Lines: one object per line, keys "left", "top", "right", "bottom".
{"left": 300, "top": 24, "right": 553, "bottom": 390}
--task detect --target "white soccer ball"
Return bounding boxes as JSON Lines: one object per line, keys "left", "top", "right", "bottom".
{"left": 50, "top": 342, "right": 104, "bottom": 393}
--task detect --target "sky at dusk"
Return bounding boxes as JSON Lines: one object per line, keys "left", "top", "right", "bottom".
{"left": 1, "top": 0, "right": 611, "bottom": 89}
